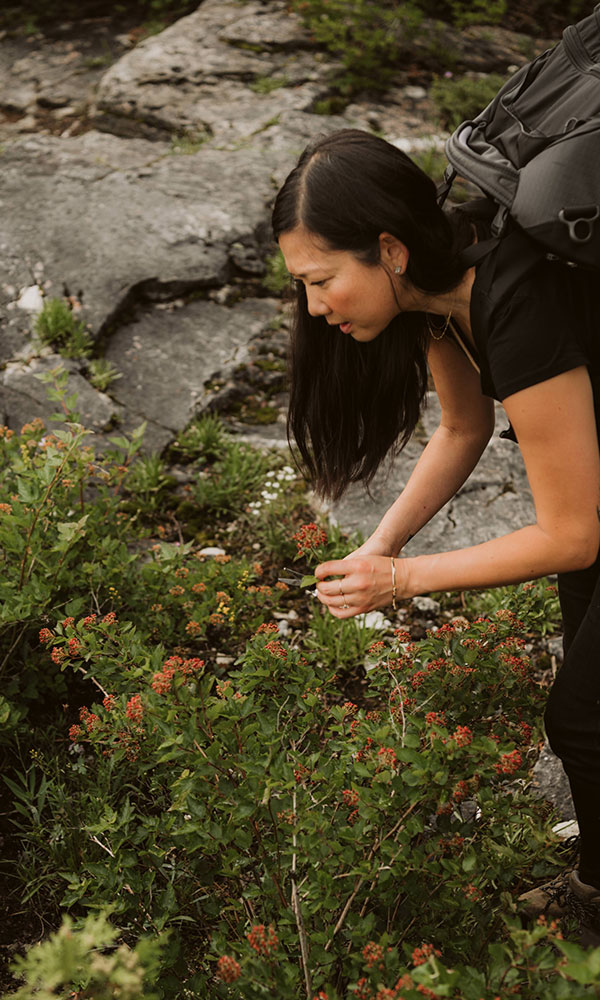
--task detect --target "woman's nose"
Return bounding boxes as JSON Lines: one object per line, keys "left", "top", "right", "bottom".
{"left": 305, "top": 287, "right": 329, "bottom": 317}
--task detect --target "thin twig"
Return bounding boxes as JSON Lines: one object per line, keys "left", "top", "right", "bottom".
{"left": 324, "top": 801, "right": 417, "bottom": 951}
{"left": 0, "top": 623, "right": 28, "bottom": 676}
{"left": 90, "top": 834, "right": 115, "bottom": 858}
{"left": 76, "top": 665, "right": 110, "bottom": 698}
{"left": 291, "top": 786, "right": 312, "bottom": 997}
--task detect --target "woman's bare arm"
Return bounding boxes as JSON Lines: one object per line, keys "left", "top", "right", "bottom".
{"left": 317, "top": 366, "right": 600, "bottom": 615}
{"left": 355, "top": 335, "right": 495, "bottom": 555}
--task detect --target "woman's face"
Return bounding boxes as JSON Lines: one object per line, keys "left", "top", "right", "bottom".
{"left": 278, "top": 227, "right": 410, "bottom": 342}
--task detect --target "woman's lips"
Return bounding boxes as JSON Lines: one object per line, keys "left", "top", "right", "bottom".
{"left": 339, "top": 322, "right": 352, "bottom": 334}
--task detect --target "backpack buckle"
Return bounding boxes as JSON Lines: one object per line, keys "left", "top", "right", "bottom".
{"left": 558, "top": 206, "right": 600, "bottom": 244}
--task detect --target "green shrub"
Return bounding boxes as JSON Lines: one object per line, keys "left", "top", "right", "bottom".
{"left": 2, "top": 381, "right": 599, "bottom": 998}
{"left": 430, "top": 72, "right": 508, "bottom": 130}
{"left": 262, "top": 248, "right": 290, "bottom": 296}
{"left": 7, "top": 911, "right": 165, "bottom": 1000}
{"left": 292, "top": 0, "right": 423, "bottom": 94}
{"left": 34, "top": 298, "right": 93, "bottom": 360}
{"left": 87, "top": 358, "right": 122, "bottom": 393}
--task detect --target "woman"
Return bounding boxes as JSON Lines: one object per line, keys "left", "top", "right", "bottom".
{"left": 272, "top": 128, "right": 600, "bottom": 927}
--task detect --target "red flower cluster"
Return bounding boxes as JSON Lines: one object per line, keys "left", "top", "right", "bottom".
{"left": 353, "top": 979, "right": 372, "bottom": 1000}
{"left": 425, "top": 711, "right": 446, "bottom": 729}
{"left": 264, "top": 639, "right": 287, "bottom": 659}
{"left": 377, "top": 747, "right": 397, "bottom": 770}
{"left": 342, "top": 788, "right": 359, "bottom": 808}
{"left": 495, "top": 749, "right": 523, "bottom": 775}
{"left": 51, "top": 646, "right": 66, "bottom": 665}
{"left": 411, "top": 943, "right": 441, "bottom": 967}
{"left": 294, "top": 764, "right": 311, "bottom": 784}
{"left": 39, "top": 628, "right": 53, "bottom": 645}
{"left": 68, "top": 637, "right": 81, "bottom": 657}
{"left": 103, "top": 612, "right": 117, "bottom": 625}
{"left": 463, "top": 883, "right": 482, "bottom": 902}
{"left": 69, "top": 724, "right": 82, "bottom": 742}
{"left": 103, "top": 694, "right": 116, "bottom": 712}
{"left": 453, "top": 780, "right": 470, "bottom": 802}
{"left": 439, "top": 834, "right": 465, "bottom": 856}
{"left": 216, "top": 955, "right": 241, "bottom": 983}
{"left": 313, "top": 992, "right": 329, "bottom": 1000}
{"left": 255, "top": 621, "right": 279, "bottom": 635}
{"left": 82, "top": 614, "right": 97, "bottom": 628}
{"left": 151, "top": 654, "right": 202, "bottom": 694}
{"left": 362, "top": 941, "right": 384, "bottom": 969}
{"left": 125, "top": 695, "right": 144, "bottom": 724}
{"left": 292, "top": 522, "right": 327, "bottom": 556}
{"left": 79, "top": 706, "right": 100, "bottom": 732}
{"left": 518, "top": 721, "right": 533, "bottom": 743}
{"left": 452, "top": 725, "right": 473, "bottom": 747}
{"left": 246, "top": 924, "right": 278, "bottom": 957}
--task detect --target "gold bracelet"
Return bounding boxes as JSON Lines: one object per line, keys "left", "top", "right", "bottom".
{"left": 390, "top": 556, "right": 397, "bottom": 611}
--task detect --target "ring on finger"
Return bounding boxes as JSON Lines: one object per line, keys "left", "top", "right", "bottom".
{"left": 339, "top": 580, "right": 350, "bottom": 610}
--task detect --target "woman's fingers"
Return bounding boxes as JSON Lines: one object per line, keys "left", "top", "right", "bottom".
{"left": 315, "top": 555, "right": 399, "bottom": 617}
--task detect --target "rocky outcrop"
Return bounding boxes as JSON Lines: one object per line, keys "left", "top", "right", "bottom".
{"left": 0, "top": 1, "right": 555, "bottom": 491}
{"left": 0, "top": 0, "right": 572, "bottom": 818}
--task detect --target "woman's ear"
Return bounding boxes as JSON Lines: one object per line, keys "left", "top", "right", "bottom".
{"left": 378, "top": 232, "right": 409, "bottom": 273}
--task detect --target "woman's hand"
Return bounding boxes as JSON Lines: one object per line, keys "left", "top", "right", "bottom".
{"left": 315, "top": 555, "right": 407, "bottom": 619}
{"left": 342, "top": 533, "right": 396, "bottom": 561}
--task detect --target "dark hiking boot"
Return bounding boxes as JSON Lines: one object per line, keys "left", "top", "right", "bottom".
{"left": 519, "top": 870, "right": 600, "bottom": 945}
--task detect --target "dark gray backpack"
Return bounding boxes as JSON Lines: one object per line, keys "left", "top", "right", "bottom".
{"left": 439, "top": 4, "right": 600, "bottom": 270}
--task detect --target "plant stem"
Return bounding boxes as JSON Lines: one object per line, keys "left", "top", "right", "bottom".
{"left": 292, "top": 786, "right": 312, "bottom": 997}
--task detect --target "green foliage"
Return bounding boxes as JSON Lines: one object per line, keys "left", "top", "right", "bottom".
{"left": 463, "top": 578, "right": 562, "bottom": 636}
{"left": 8, "top": 911, "right": 165, "bottom": 1000}
{"left": 87, "top": 358, "right": 122, "bottom": 392}
{"left": 430, "top": 71, "right": 508, "bottom": 130}
{"left": 415, "top": 0, "right": 507, "bottom": 28}
{"left": 2, "top": 381, "right": 599, "bottom": 997}
{"left": 293, "top": 0, "right": 423, "bottom": 94}
{"left": 0, "top": 0, "right": 198, "bottom": 32}
{"left": 169, "top": 131, "right": 209, "bottom": 155}
{"left": 250, "top": 75, "right": 289, "bottom": 94}
{"left": 34, "top": 298, "right": 93, "bottom": 360}
{"left": 169, "top": 412, "right": 229, "bottom": 463}
{"left": 262, "top": 248, "right": 290, "bottom": 296}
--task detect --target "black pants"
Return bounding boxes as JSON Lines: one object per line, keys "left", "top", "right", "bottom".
{"left": 545, "top": 553, "right": 600, "bottom": 889}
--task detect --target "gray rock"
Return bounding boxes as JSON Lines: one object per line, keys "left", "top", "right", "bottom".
{"left": 104, "top": 296, "right": 279, "bottom": 447}
{"left": 93, "top": 0, "right": 334, "bottom": 143}
{"left": 412, "top": 595, "right": 441, "bottom": 615}
{"left": 532, "top": 741, "right": 576, "bottom": 822}
{"left": 330, "top": 395, "right": 536, "bottom": 555}
{"left": 546, "top": 636, "right": 565, "bottom": 663}
{"left": 1, "top": 354, "right": 122, "bottom": 434}
{"left": 0, "top": 129, "right": 278, "bottom": 344}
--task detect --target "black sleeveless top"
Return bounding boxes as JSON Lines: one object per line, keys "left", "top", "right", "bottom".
{"left": 455, "top": 204, "right": 600, "bottom": 435}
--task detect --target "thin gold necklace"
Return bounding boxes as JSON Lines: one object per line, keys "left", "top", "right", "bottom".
{"left": 426, "top": 311, "right": 453, "bottom": 341}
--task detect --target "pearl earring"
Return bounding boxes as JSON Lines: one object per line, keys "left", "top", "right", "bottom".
{"left": 394, "top": 266, "right": 403, "bottom": 274}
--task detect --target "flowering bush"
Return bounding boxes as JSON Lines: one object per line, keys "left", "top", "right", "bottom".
{"left": 2, "top": 395, "right": 599, "bottom": 998}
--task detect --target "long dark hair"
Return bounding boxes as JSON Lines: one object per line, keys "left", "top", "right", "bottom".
{"left": 272, "top": 128, "right": 473, "bottom": 500}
